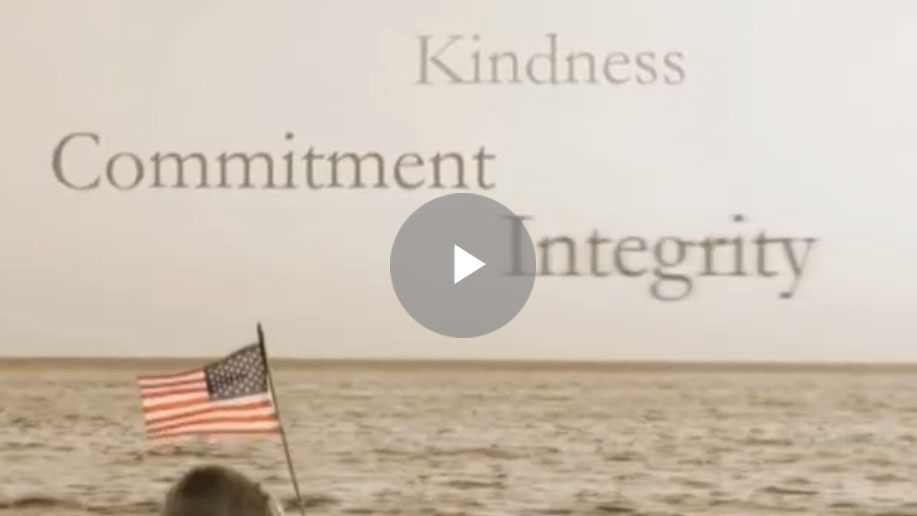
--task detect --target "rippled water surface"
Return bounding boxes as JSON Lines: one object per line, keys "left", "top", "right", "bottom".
{"left": 2, "top": 365, "right": 917, "bottom": 515}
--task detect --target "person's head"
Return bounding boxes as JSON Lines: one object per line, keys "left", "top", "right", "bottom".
{"left": 161, "top": 464, "right": 283, "bottom": 516}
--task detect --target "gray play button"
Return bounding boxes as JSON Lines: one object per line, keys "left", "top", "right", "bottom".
{"left": 390, "top": 193, "right": 536, "bottom": 338}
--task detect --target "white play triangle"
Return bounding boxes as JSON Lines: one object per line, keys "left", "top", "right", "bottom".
{"left": 453, "top": 245, "right": 486, "bottom": 284}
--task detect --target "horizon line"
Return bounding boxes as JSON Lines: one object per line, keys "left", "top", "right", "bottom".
{"left": 2, "top": 356, "right": 917, "bottom": 372}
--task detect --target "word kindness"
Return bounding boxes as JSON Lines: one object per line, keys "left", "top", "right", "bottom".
{"left": 417, "top": 33, "right": 685, "bottom": 86}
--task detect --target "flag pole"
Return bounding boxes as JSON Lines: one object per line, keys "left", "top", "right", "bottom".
{"left": 257, "top": 323, "right": 307, "bottom": 516}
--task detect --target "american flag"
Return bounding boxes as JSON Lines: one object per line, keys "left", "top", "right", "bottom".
{"left": 137, "top": 343, "right": 281, "bottom": 438}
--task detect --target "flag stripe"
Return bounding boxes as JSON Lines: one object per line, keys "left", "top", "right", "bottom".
{"left": 149, "top": 413, "right": 278, "bottom": 433}
{"left": 148, "top": 408, "right": 277, "bottom": 433}
{"left": 139, "top": 379, "right": 208, "bottom": 394}
{"left": 138, "top": 370, "right": 205, "bottom": 387}
{"left": 150, "top": 420, "right": 280, "bottom": 438}
{"left": 142, "top": 393, "right": 209, "bottom": 410}
{"left": 142, "top": 393, "right": 272, "bottom": 421}
{"left": 140, "top": 386, "right": 207, "bottom": 400}
{"left": 145, "top": 400, "right": 273, "bottom": 426}
{"left": 136, "top": 345, "right": 278, "bottom": 440}
{"left": 149, "top": 428, "right": 281, "bottom": 440}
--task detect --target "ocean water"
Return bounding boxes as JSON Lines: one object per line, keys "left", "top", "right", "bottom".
{"left": 1, "top": 364, "right": 917, "bottom": 516}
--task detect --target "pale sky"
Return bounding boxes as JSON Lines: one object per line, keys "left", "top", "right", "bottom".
{"left": 1, "top": 1, "right": 916, "bottom": 361}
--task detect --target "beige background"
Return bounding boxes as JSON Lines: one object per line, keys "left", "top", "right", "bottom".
{"left": 1, "top": 1, "right": 915, "bottom": 360}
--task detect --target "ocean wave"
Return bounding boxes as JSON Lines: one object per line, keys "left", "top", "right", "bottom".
{"left": 0, "top": 496, "right": 83, "bottom": 511}
{"left": 760, "top": 485, "right": 819, "bottom": 496}
{"left": 443, "top": 479, "right": 505, "bottom": 490}
{"left": 281, "top": 494, "right": 338, "bottom": 510}
{"left": 85, "top": 501, "right": 160, "bottom": 515}
{"left": 0, "top": 494, "right": 342, "bottom": 515}
{"left": 0, "top": 496, "right": 163, "bottom": 515}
